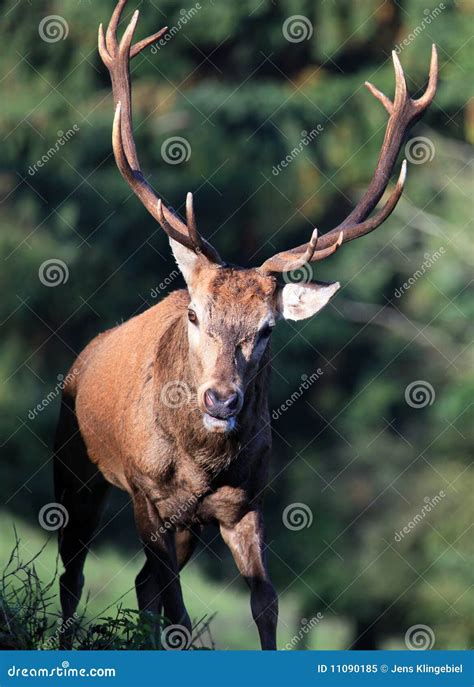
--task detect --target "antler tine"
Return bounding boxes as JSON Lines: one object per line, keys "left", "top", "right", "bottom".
{"left": 413, "top": 44, "right": 438, "bottom": 110}
{"left": 98, "top": 24, "right": 110, "bottom": 66}
{"left": 157, "top": 199, "right": 195, "bottom": 249}
{"left": 99, "top": 1, "right": 223, "bottom": 265}
{"left": 303, "top": 229, "right": 319, "bottom": 262}
{"left": 118, "top": 7, "right": 169, "bottom": 61}
{"left": 111, "top": 101, "right": 130, "bottom": 178}
{"left": 118, "top": 8, "right": 139, "bottom": 57}
{"left": 106, "top": 0, "right": 127, "bottom": 54}
{"left": 131, "top": 27, "right": 168, "bottom": 57}
{"left": 392, "top": 50, "right": 408, "bottom": 110}
{"left": 260, "top": 46, "right": 437, "bottom": 269}
{"left": 365, "top": 80, "right": 393, "bottom": 115}
{"left": 186, "top": 192, "right": 201, "bottom": 249}
{"left": 316, "top": 231, "right": 344, "bottom": 259}
{"left": 259, "top": 229, "right": 343, "bottom": 274}
{"left": 365, "top": 49, "right": 410, "bottom": 115}
{"left": 185, "top": 192, "right": 226, "bottom": 263}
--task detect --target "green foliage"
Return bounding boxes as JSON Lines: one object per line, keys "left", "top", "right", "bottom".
{"left": 0, "top": 0, "right": 472, "bottom": 649}
{"left": 0, "top": 539, "right": 213, "bottom": 650}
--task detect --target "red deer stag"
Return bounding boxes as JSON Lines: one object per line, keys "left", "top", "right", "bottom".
{"left": 54, "top": 0, "right": 437, "bottom": 650}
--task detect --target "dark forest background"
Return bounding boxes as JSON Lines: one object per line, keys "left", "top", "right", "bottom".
{"left": 1, "top": 0, "right": 472, "bottom": 649}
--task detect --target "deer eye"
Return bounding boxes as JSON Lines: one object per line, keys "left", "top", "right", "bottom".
{"left": 188, "top": 309, "right": 198, "bottom": 324}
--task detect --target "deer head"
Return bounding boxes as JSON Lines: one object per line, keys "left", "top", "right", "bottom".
{"left": 99, "top": 0, "right": 437, "bottom": 433}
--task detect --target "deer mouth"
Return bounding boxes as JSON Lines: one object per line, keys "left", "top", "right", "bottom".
{"left": 203, "top": 413, "right": 237, "bottom": 434}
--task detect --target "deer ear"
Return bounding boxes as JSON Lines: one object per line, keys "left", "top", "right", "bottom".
{"left": 169, "top": 238, "right": 200, "bottom": 285}
{"left": 276, "top": 281, "right": 340, "bottom": 321}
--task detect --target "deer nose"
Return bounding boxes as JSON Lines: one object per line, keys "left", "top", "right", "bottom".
{"left": 203, "top": 389, "right": 241, "bottom": 419}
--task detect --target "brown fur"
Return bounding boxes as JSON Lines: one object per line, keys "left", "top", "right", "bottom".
{"left": 54, "top": 267, "right": 279, "bottom": 649}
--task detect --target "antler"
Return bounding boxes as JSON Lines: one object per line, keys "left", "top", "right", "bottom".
{"left": 259, "top": 46, "right": 438, "bottom": 274}
{"left": 98, "top": 0, "right": 223, "bottom": 264}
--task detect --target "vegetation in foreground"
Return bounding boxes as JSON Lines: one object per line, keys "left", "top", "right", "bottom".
{"left": 0, "top": 536, "right": 215, "bottom": 650}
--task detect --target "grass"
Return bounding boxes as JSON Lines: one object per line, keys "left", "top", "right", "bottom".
{"left": 0, "top": 513, "right": 307, "bottom": 650}
{"left": 0, "top": 537, "right": 217, "bottom": 650}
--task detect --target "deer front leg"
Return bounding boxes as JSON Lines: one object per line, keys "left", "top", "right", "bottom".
{"left": 132, "top": 492, "right": 191, "bottom": 635}
{"left": 220, "top": 509, "right": 278, "bottom": 650}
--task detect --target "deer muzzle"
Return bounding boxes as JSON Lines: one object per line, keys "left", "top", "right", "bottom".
{"left": 200, "top": 386, "right": 243, "bottom": 433}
